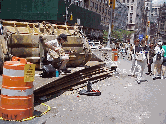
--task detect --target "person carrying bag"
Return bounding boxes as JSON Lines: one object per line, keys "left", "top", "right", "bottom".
{"left": 132, "top": 39, "right": 147, "bottom": 84}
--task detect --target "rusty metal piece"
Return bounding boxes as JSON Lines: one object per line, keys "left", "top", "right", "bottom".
{"left": 34, "top": 64, "right": 112, "bottom": 99}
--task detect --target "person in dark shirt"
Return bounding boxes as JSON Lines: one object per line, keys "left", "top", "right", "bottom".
{"left": 146, "top": 43, "right": 155, "bottom": 75}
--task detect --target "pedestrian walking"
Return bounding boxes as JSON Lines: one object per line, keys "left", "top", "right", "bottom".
{"left": 153, "top": 41, "right": 164, "bottom": 80}
{"left": 130, "top": 39, "right": 139, "bottom": 77}
{"left": 161, "top": 42, "right": 166, "bottom": 79}
{"left": 145, "top": 43, "right": 155, "bottom": 75}
{"left": 134, "top": 39, "right": 147, "bottom": 84}
{"left": 111, "top": 42, "right": 115, "bottom": 49}
{"left": 128, "top": 44, "right": 133, "bottom": 60}
{"left": 41, "top": 33, "right": 70, "bottom": 73}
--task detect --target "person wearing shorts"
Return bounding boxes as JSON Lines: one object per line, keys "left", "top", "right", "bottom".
{"left": 161, "top": 42, "right": 166, "bottom": 79}
{"left": 153, "top": 41, "right": 164, "bottom": 80}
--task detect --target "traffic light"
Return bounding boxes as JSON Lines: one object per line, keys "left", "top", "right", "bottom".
{"left": 146, "top": 35, "right": 148, "bottom": 39}
{"left": 109, "top": 0, "right": 115, "bottom": 9}
{"left": 147, "top": 21, "right": 150, "bottom": 27}
{"left": 109, "top": 0, "right": 113, "bottom": 5}
{"left": 70, "top": 13, "right": 73, "bottom": 21}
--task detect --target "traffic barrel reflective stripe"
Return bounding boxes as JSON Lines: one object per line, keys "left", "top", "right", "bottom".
{"left": 0, "top": 56, "right": 34, "bottom": 120}
{"left": 1, "top": 87, "right": 34, "bottom": 96}
{"left": 3, "top": 68, "right": 24, "bottom": 77}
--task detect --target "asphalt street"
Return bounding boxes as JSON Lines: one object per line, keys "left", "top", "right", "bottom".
{"left": 0, "top": 50, "right": 166, "bottom": 124}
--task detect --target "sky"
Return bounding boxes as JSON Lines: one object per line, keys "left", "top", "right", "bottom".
{"left": 152, "top": 0, "right": 166, "bottom": 4}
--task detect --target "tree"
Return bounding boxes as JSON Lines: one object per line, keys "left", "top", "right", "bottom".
{"left": 121, "top": 30, "right": 134, "bottom": 42}
{"left": 102, "top": 29, "right": 134, "bottom": 43}
{"left": 103, "top": 30, "right": 108, "bottom": 42}
{"left": 111, "top": 30, "right": 123, "bottom": 42}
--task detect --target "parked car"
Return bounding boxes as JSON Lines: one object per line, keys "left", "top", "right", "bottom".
{"left": 89, "top": 41, "right": 102, "bottom": 49}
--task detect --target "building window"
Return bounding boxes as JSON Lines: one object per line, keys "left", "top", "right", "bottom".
{"left": 95, "top": 3, "right": 98, "bottom": 10}
{"left": 131, "top": 6, "right": 133, "bottom": 10}
{"left": 155, "top": 8, "right": 157, "bottom": 12}
{"left": 132, "top": 0, "right": 134, "bottom": 2}
{"left": 103, "top": 7, "right": 104, "bottom": 13}
{"left": 101, "top": 16, "right": 103, "bottom": 21}
{"left": 99, "top": 5, "right": 101, "bottom": 12}
{"left": 108, "top": 10, "right": 110, "bottom": 15}
{"left": 123, "top": 0, "right": 125, "bottom": 3}
{"left": 127, "top": 6, "right": 129, "bottom": 10}
{"left": 105, "top": 9, "right": 107, "bottom": 15}
{"left": 90, "top": 1, "right": 94, "bottom": 7}
{"left": 147, "top": 3, "right": 149, "bottom": 6}
{"left": 127, "top": 0, "right": 129, "bottom": 3}
{"left": 103, "top": 0, "right": 105, "bottom": 4}
{"left": 90, "top": 1, "right": 93, "bottom": 7}
{"left": 130, "top": 17, "right": 132, "bottom": 23}
{"left": 105, "top": 0, "right": 108, "bottom": 6}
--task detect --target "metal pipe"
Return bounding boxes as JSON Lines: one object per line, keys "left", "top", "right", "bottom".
{"left": 147, "top": 0, "right": 152, "bottom": 46}
{"left": 107, "top": 4, "right": 113, "bottom": 48}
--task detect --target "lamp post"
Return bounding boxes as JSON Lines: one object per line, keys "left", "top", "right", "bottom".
{"left": 145, "top": 0, "right": 152, "bottom": 46}
{"left": 107, "top": 4, "right": 113, "bottom": 48}
{"left": 64, "top": 0, "right": 82, "bottom": 25}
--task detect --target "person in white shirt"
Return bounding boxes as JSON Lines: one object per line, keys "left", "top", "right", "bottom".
{"left": 41, "top": 33, "right": 70, "bottom": 73}
{"left": 129, "top": 39, "right": 147, "bottom": 84}
{"left": 153, "top": 41, "right": 165, "bottom": 80}
{"left": 130, "top": 39, "right": 139, "bottom": 77}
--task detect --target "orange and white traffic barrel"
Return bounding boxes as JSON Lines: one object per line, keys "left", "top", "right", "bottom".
{"left": 112, "top": 49, "right": 118, "bottom": 61}
{"left": 0, "top": 56, "right": 34, "bottom": 120}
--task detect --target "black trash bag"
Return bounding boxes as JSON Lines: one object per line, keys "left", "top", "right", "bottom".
{"left": 41, "top": 64, "right": 56, "bottom": 78}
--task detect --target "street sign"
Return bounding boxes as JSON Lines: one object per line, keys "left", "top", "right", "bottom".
{"left": 24, "top": 64, "right": 35, "bottom": 82}
{"left": 139, "top": 34, "right": 143, "bottom": 41}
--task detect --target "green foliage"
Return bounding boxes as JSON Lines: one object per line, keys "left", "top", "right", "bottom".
{"left": 103, "top": 30, "right": 108, "bottom": 42}
{"left": 102, "top": 29, "right": 134, "bottom": 43}
{"left": 112, "top": 30, "right": 123, "bottom": 41}
{"left": 111, "top": 29, "right": 134, "bottom": 42}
